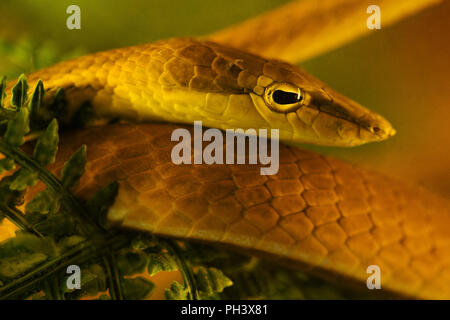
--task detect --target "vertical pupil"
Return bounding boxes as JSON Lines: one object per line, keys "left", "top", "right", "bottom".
{"left": 272, "top": 90, "right": 302, "bottom": 104}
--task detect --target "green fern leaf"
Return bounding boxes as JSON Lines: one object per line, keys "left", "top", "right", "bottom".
{"left": 165, "top": 281, "right": 188, "bottom": 300}
{"left": 48, "top": 88, "right": 66, "bottom": 119}
{"left": 116, "top": 250, "right": 148, "bottom": 276}
{"left": 9, "top": 167, "right": 38, "bottom": 191}
{"left": 10, "top": 74, "right": 28, "bottom": 109}
{"left": 4, "top": 106, "right": 30, "bottom": 147}
{"left": 86, "top": 181, "right": 118, "bottom": 228}
{"left": 28, "top": 80, "right": 45, "bottom": 121}
{"left": 0, "top": 174, "right": 23, "bottom": 208}
{"left": 32, "top": 213, "right": 78, "bottom": 237}
{"left": 33, "top": 118, "right": 59, "bottom": 166}
{"left": 25, "top": 189, "right": 60, "bottom": 215}
{"left": 195, "top": 267, "right": 233, "bottom": 298}
{"left": 148, "top": 253, "right": 178, "bottom": 276}
{"left": 121, "top": 277, "right": 155, "bottom": 300}
{"left": 0, "top": 76, "right": 6, "bottom": 109}
{"left": 0, "top": 253, "right": 48, "bottom": 280}
{"left": 0, "top": 158, "right": 15, "bottom": 173}
{"left": 61, "top": 145, "right": 87, "bottom": 188}
{"left": 0, "top": 233, "right": 56, "bottom": 261}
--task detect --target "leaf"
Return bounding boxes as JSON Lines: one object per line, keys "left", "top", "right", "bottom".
{"left": 25, "top": 189, "right": 60, "bottom": 215}
{"left": 9, "top": 167, "right": 38, "bottom": 191}
{"left": 33, "top": 213, "right": 77, "bottom": 237}
{"left": 0, "top": 233, "right": 57, "bottom": 258}
{"left": 148, "top": 253, "right": 178, "bottom": 276}
{"left": 165, "top": 281, "right": 188, "bottom": 300}
{"left": 33, "top": 119, "right": 59, "bottom": 166}
{"left": 10, "top": 74, "right": 28, "bottom": 109}
{"left": 116, "top": 250, "right": 148, "bottom": 276}
{"left": 86, "top": 181, "right": 118, "bottom": 228}
{"left": 195, "top": 267, "right": 233, "bottom": 298}
{"left": 0, "top": 174, "right": 24, "bottom": 207}
{"left": 0, "top": 76, "right": 6, "bottom": 109}
{"left": 4, "top": 106, "right": 30, "bottom": 147}
{"left": 48, "top": 88, "right": 66, "bottom": 119}
{"left": 0, "top": 253, "right": 48, "bottom": 280}
{"left": 121, "top": 277, "right": 155, "bottom": 300}
{"left": 0, "top": 77, "right": 16, "bottom": 122}
{"left": 57, "top": 235, "right": 85, "bottom": 250}
{"left": 0, "top": 158, "right": 15, "bottom": 174}
{"left": 61, "top": 145, "right": 87, "bottom": 188}
{"left": 58, "top": 234, "right": 86, "bottom": 249}
{"left": 130, "top": 236, "right": 159, "bottom": 251}
{"left": 28, "top": 80, "right": 45, "bottom": 122}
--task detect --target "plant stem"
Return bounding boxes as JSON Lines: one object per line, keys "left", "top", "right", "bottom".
{"left": 0, "top": 139, "right": 103, "bottom": 236}
{"left": 0, "top": 203, "right": 44, "bottom": 238}
{"left": 163, "top": 239, "right": 199, "bottom": 300}
{"left": 0, "top": 234, "right": 129, "bottom": 300}
{"left": 102, "top": 252, "right": 124, "bottom": 300}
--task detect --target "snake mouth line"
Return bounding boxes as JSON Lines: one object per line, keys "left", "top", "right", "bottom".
{"left": 298, "top": 86, "right": 396, "bottom": 140}
{"left": 306, "top": 97, "right": 396, "bottom": 141}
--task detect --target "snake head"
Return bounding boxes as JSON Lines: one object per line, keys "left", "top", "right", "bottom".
{"left": 182, "top": 39, "right": 396, "bottom": 147}
{"left": 247, "top": 60, "right": 396, "bottom": 147}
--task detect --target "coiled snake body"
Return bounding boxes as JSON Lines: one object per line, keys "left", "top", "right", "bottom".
{"left": 3, "top": 1, "right": 450, "bottom": 299}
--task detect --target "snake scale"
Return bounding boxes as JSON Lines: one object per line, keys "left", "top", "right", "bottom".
{"left": 2, "top": 0, "right": 450, "bottom": 299}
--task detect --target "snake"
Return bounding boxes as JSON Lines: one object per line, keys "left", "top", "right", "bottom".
{"left": 1, "top": 0, "right": 450, "bottom": 299}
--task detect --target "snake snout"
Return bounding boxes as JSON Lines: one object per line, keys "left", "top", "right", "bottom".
{"left": 299, "top": 87, "right": 397, "bottom": 146}
{"left": 369, "top": 124, "right": 396, "bottom": 138}
{"left": 359, "top": 112, "right": 396, "bottom": 143}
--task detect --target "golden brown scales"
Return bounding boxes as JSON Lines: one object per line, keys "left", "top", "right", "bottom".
{"left": 1, "top": 0, "right": 448, "bottom": 299}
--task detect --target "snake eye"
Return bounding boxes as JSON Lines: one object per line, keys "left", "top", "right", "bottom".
{"left": 263, "top": 83, "right": 304, "bottom": 113}
{"left": 272, "top": 90, "right": 302, "bottom": 104}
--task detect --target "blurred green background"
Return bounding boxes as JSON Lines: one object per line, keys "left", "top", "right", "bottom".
{"left": 1, "top": 0, "right": 449, "bottom": 197}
